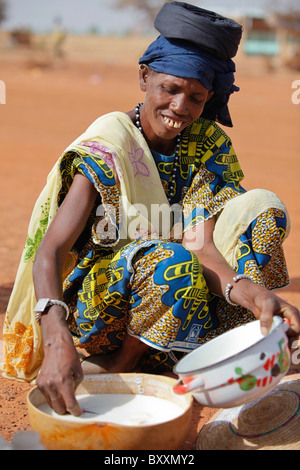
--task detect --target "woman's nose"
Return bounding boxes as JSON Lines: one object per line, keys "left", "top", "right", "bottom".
{"left": 169, "top": 95, "right": 189, "bottom": 115}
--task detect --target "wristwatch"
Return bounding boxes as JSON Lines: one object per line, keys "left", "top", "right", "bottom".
{"left": 34, "top": 298, "right": 70, "bottom": 324}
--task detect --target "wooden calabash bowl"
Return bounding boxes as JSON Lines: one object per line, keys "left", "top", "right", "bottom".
{"left": 27, "top": 373, "right": 193, "bottom": 450}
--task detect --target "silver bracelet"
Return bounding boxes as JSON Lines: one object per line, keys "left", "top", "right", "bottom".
{"left": 34, "top": 298, "right": 70, "bottom": 324}
{"left": 224, "top": 274, "right": 252, "bottom": 306}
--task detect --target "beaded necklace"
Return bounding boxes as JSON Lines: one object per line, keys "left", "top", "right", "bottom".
{"left": 134, "top": 103, "right": 181, "bottom": 203}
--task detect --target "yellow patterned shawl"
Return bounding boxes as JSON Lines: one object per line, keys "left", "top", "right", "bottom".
{"left": 1, "top": 112, "right": 171, "bottom": 381}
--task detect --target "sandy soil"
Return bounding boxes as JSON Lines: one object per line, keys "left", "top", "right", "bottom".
{"left": 0, "top": 32, "right": 299, "bottom": 449}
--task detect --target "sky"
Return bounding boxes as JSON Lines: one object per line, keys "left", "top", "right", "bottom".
{"left": 0, "top": 0, "right": 283, "bottom": 35}
{"left": 1, "top": 0, "right": 276, "bottom": 34}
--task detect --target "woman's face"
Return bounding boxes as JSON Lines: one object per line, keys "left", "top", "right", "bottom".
{"left": 139, "top": 66, "right": 213, "bottom": 151}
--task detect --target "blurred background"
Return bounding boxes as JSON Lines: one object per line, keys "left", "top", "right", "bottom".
{"left": 1, "top": 0, "right": 300, "bottom": 67}
{"left": 0, "top": 0, "right": 299, "bottom": 444}
{"left": 0, "top": 0, "right": 300, "bottom": 69}
{"left": 0, "top": 0, "right": 299, "bottom": 288}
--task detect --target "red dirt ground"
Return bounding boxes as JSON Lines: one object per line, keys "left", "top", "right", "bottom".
{"left": 0, "top": 34, "right": 299, "bottom": 449}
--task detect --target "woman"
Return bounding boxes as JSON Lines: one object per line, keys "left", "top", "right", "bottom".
{"left": 2, "top": 2, "right": 300, "bottom": 416}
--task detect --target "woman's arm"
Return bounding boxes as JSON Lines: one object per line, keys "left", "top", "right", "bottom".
{"left": 33, "top": 172, "right": 98, "bottom": 415}
{"left": 182, "top": 216, "right": 300, "bottom": 336}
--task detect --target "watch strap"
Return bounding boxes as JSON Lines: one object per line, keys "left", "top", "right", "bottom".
{"left": 34, "top": 298, "right": 70, "bottom": 324}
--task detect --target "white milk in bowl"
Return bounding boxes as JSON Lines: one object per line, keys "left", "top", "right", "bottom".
{"left": 39, "top": 393, "right": 184, "bottom": 426}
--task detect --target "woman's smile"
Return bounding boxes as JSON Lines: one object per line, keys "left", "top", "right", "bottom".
{"left": 162, "top": 115, "right": 184, "bottom": 129}
{"left": 138, "top": 67, "right": 213, "bottom": 152}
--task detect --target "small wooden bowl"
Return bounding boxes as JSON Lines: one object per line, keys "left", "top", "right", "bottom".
{"left": 27, "top": 373, "right": 193, "bottom": 450}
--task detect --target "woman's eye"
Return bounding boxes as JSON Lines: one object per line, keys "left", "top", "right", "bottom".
{"left": 162, "top": 86, "right": 176, "bottom": 94}
{"left": 191, "top": 97, "right": 203, "bottom": 104}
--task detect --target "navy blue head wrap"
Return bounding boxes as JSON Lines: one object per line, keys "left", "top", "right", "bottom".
{"left": 139, "top": 1, "right": 243, "bottom": 127}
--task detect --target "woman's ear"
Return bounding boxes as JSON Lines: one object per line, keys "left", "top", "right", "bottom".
{"left": 206, "top": 90, "right": 214, "bottom": 103}
{"left": 139, "top": 64, "right": 150, "bottom": 92}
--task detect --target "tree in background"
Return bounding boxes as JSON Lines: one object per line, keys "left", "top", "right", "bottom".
{"left": 266, "top": 0, "right": 300, "bottom": 70}
{"left": 0, "top": 0, "right": 7, "bottom": 25}
{"left": 266, "top": 0, "right": 300, "bottom": 14}
{"left": 115, "top": 0, "right": 172, "bottom": 25}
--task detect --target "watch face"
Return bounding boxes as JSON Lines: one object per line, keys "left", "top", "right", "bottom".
{"left": 34, "top": 298, "right": 50, "bottom": 312}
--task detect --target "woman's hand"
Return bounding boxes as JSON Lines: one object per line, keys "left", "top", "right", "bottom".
{"left": 227, "top": 277, "right": 300, "bottom": 336}
{"left": 183, "top": 217, "right": 300, "bottom": 336}
{"left": 250, "top": 288, "right": 300, "bottom": 336}
{"left": 36, "top": 307, "right": 84, "bottom": 416}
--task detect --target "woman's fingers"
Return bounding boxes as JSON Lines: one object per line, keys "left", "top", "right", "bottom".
{"left": 257, "top": 294, "right": 300, "bottom": 336}
{"left": 41, "top": 382, "right": 82, "bottom": 416}
{"left": 37, "top": 367, "right": 83, "bottom": 416}
{"left": 62, "top": 372, "right": 83, "bottom": 416}
{"left": 279, "top": 304, "right": 300, "bottom": 336}
{"left": 259, "top": 308, "right": 273, "bottom": 336}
